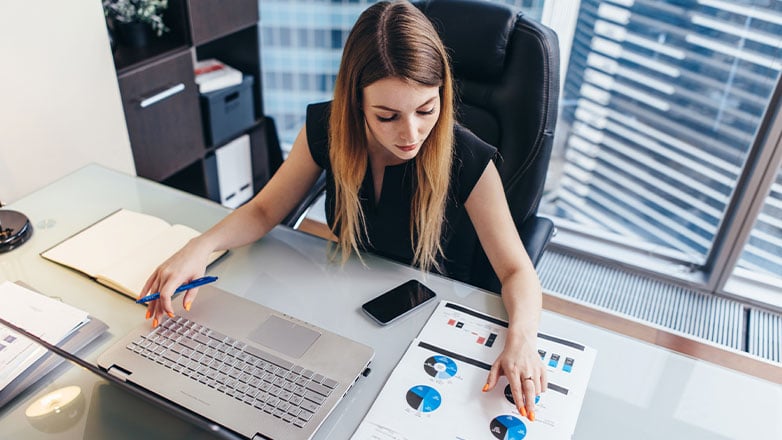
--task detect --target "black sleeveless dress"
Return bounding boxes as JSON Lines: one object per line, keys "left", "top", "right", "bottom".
{"left": 306, "top": 101, "right": 497, "bottom": 283}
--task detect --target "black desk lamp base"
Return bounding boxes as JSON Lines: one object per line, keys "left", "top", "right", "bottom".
{"left": 0, "top": 210, "right": 33, "bottom": 253}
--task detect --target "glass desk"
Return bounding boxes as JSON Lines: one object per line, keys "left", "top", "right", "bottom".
{"left": 1, "top": 165, "right": 779, "bottom": 439}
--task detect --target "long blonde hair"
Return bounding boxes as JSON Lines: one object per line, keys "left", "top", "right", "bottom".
{"left": 329, "top": 0, "right": 455, "bottom": 272}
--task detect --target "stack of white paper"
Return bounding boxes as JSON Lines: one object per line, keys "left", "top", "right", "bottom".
{"left": 194, "top": 59, "right": 243, "bottom": 93}
{"left": 0, "top": 281, "right": 89, "bottom": 390}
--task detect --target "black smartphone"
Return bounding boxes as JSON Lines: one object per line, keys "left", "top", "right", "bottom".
{"left": 362, "top": 280, "right": 437, "bottom": 325}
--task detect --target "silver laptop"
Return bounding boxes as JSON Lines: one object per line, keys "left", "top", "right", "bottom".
{"left": 96, "top": 285, "right": 375, "bottom": 440}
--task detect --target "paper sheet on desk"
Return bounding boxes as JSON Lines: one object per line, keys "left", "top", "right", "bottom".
{"left": 351, "top": 301, "right": 596, "bottom": 440}
{"left": 0, "top": 281, "right": 90, "bottom": 389}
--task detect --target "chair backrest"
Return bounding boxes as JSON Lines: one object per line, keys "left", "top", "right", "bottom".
{"left": 416, "top": 0, "right": 560, "bottom": 291}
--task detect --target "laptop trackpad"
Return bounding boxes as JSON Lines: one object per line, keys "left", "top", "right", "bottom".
{"left": 248, "top": 315, "right": 321, "bottom": 358}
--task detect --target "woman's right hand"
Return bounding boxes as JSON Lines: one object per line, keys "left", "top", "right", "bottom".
{"left": 135, "top": 125, "right": 322, "bottom": 327}
{"left": 140, "top": 236, "right": 213, "bottom": 327}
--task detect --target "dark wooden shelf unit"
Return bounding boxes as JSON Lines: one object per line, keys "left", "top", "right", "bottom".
{"left": 109, "top": 0, "right": 277, "bottom": 204}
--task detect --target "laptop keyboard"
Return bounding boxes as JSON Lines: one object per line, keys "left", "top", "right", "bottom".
{"left": 125, "top": 316, "right": 339, "bottom": 429}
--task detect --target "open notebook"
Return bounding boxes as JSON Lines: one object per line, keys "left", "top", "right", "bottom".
{"left": 41, "top": 209, "right": 226, "bottom": 298}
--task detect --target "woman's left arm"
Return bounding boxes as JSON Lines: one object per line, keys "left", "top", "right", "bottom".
{"left": 464, "top": 160, "right": 547, "bottom": 422}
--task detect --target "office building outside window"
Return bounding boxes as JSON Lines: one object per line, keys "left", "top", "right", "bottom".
{"left": 544, "top": 0, "right": 782, "bottom": 266}
{"left": 541, "top": 0, "right": 782, "bottom": 307}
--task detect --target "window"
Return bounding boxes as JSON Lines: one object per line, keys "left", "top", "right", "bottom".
{"left": 540, "top": 0, "right": 782, "bottom": 309}
{"left": 543, "top": 0, "right": 781, "bottom": 263}
{"left": 737, "top": 166, "right": 782, "bottom": 279}
{"left": 726, "top": 154, "right": 782, "bottom": 308}
{"left": 260, "top": 0, "right": 368, "bottom": 147}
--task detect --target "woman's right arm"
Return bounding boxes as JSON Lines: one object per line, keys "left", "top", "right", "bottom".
{"left": 143, "top": 125, "right": 323, "bottom": 325}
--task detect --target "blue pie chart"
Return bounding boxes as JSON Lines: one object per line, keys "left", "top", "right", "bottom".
{"left": 489, "top": 415, "right": 527, "bottom": 440}
{"left": 423, "top": 355, "right": 458, "bottom": 379}
{"left": 405, "top": 385, "right": 442, "bottom": 413}
{"left": 504, "top": 384, "right": 541, "bottom": 405}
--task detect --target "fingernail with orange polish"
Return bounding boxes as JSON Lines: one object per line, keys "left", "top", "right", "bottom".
{"left": 184, "top": 301, "right": 192, "bottom": 312}
{"left": 518, "top": 406, "right": 527, "bottom": 418}
{"left": 529, "top": 410, "right": 536, "bottom": 422}
{"left": 152, "top": 318, "right": 158, "bottom": 328}
{"left": 482, "top": 383, "right": 489, "bottom": 392}
{"left": 145, "top": 309, "right": 152, "bottom": 319}
{"left": 166, "top": 311, "right": 175, "bottom": 319}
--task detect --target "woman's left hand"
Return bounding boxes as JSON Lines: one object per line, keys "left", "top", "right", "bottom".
{"left": 483, "top": 336, "right": 547, "bottom": 421}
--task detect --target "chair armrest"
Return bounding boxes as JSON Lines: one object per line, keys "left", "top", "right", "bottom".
{"left": 519, "top": 215, "right": 555, "bottom": 267}
{"left": 281, "top": 171, "right": 327, "bottom": 228}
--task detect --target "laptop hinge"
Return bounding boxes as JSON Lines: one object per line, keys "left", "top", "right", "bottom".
{"left": 252, "top": 434, "right": 272, "bottom": 440}
{"left": 107, "top": 365, "right": 132, "bottom": 382}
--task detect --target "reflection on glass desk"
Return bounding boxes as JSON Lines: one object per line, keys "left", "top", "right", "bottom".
{"left": 1, "top": 165, "right": 780, "bottom": 439}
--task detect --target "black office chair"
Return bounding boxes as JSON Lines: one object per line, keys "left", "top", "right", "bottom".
{"left": 416, "top": 0, "right": 559, "bottom": 292}
{"left": 284, "top": 0, "right": 559, "bottom": 293}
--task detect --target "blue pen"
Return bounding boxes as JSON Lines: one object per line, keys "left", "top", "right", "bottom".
{"left": 136, "top": 276, "right": 218, "bottom": 304}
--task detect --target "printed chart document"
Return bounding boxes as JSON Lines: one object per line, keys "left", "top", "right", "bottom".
{"left": 352, "top": 301, "right": 597, "bottom": 440}
{"left": 41, "top": 209, "right": 226, "bottom": 298}
{"left": 0, "top": 281, "right": 90, "bottom": 390}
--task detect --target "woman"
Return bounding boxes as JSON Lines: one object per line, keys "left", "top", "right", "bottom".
{"left": 142, "top": 0, "right": 546, "bottom": 421}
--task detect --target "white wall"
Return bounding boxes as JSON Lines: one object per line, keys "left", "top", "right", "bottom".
{"left": 0, "top": 0, "right": 135, "bottom": 205}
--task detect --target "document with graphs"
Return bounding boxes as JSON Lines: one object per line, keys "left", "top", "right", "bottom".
{"left": 351, "top": 301, "right": 596, "bottom": 440}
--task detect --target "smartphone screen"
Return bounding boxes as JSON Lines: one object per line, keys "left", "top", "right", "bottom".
{"left": 362, "top": 280, "right": 437, "bottom": 325}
